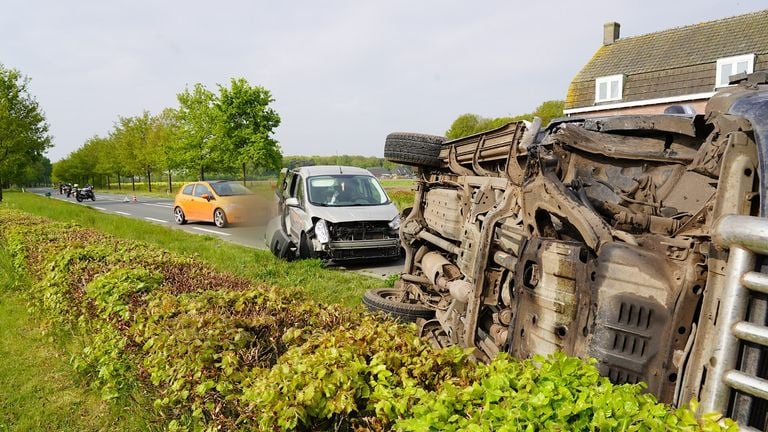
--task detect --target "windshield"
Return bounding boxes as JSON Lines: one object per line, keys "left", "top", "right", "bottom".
{"left": 210, "top": 181, "right": 254, "bottom": 196}
{"left": 307, "top": 175, "right": 390, "bottom": 207}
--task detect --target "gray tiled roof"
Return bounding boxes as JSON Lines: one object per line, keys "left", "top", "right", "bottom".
{"left": 572, "top": 9, "right": 768, "bottom": 82}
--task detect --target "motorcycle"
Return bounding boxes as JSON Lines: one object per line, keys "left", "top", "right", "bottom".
{"left": 75, "top": 185, "right": 95, "bottom": 202}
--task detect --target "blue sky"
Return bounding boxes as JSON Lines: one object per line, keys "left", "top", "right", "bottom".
{"left": 2, "top": 0, "right": 766, "bottom": 161}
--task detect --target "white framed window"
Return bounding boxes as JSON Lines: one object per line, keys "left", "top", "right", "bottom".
{"left": 595, "top": 75, "right": 623, "bottom": 103}
{"left": 716, "top": 54, "right": 754, "bottom": 87}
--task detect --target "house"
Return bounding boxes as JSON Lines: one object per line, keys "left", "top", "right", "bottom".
{"left": 564, "top": 10, "right": 768, "bottom": 117}
{"left": 366, "top": 167, "right": 391, "bottom": 178}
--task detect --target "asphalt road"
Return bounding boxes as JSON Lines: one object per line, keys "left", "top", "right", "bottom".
{"left": 27, "top": 187, "right": 404, "bottom": 278}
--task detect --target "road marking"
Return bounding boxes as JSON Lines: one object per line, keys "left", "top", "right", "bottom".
{"left": 143, "top": 203, "right": 173, "bottom": 208}
{"left": 192, "top": 227, "right": 231, "bottom": 236}
{"left": 93, "top": 207, "right": 107, "bottom": 211}
{"left": 144, "top": 217, "right": 167, "bottom": 223}
{"left": 114, "top": 211, "right": 132, "bottom": 216}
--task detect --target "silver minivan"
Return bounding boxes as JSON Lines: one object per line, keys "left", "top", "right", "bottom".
{"left": 265, "top": 165, "right": 401, "bottom": 261}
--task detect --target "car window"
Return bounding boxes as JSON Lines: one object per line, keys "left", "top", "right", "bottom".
{"left": 307, "top": 175, "right": 390, "bottom": 206}
{"left": 193, "top": 184, "right": 211, "bottom": 197}
{"left": 211, "top": 181, "right": 252, "bottom": 196}
{"left": 288, "top": 174, "right": 300, "bottom": 198}
{"left": 182, "top": 184, "right": 194, "bottom": 195}
{"left": 296, "top": 176, "right": 304, "bottom": 203}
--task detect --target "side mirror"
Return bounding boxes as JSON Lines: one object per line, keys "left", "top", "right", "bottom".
{"left": 285, "top": 197, "right": 300, "bottom": 207}
{"left": 201, "top": 193, "right": 212, "bottom": 201}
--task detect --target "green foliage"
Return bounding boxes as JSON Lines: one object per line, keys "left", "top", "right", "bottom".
{"left": 217, "top": 78, "right": 282, "bottom": 172}
{"left": 0, "top": 206, "right": 736, "bottom": 431}
{"left": 393, "top": 352, "right": 738, "bottom": 431}
{"left": 445, "top": 100, "right": 564, "bottom": 140}
{"left": 53, "top": 78, "right": 283, "bottom": 188}
{"left": 0, "top": 63, "right": 52, "bottom": 190}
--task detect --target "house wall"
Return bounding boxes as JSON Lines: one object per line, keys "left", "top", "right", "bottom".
{"left": 575, "top": 99, "right": 709, "bottom": 118}
{"left": 566, "top": 53, "right": 768, "bottom": 111}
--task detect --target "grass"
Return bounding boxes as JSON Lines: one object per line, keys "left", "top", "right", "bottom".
{"left": 1, "top": 192, "right": 383, "bottom": 308}
{"left": 0, "top": 246, "right": 152, "bottom": 432}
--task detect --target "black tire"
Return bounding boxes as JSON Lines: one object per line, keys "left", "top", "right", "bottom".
{"left": 91, "top": 194, "right": 96, "bottom": 201}
{"left": 75, "top": 194, "right": 83, "bottom": 202}
{"left": 213, "top": 208, "right": 228, "bottom": 228}
{"left": 173, "top": 206, "right": 187, "bottom": 225}
{"left": 384, "top": 132, "right": 445, "bottom": 167}
{"left": 362, "top": 288, "right": 435, "bottom": 322}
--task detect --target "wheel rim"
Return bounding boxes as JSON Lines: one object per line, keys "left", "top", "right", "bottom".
{"left": 174, "top": 208, "right": 184, "bottom": 223}
{"left": 214, "top": 210, "right": 224, "bottom": 227}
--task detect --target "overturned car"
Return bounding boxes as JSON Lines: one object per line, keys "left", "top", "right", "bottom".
{"left": 364, "top": 72, "right": 768, "bottom": 429}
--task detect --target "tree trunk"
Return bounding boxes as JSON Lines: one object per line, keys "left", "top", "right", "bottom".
{"left": 0, "top": 176, "right": 3, "bottom": 202}
{"left": 131, "top": 176, "right": 136, "bottom": 192}
{"left": 242, "top": 162, "right": 247, "bottom": 186}
{"left": 147, "top": 167, "right": 152, "bottom": 193}
{"left": 107, "top": 175, "right": 110, "bottom": 190}
{"left": 168, "top": 171, "right": 172, "bottom": 194}
{"left": 118, "top": 172, "right": 122, "bottom": 190}
{"left": 200, "top": 164, "right": 205, "bottom": 181}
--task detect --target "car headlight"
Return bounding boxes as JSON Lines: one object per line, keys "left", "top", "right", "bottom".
{"left": 315, "top": 219, "right": 330, "bottom": 244}
{"left": 389, "top": 214, "right": 401, "bottom": 230}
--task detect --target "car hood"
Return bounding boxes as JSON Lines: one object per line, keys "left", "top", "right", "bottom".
{"left": 307, "top": 203, "right": 398, "bottom": 223}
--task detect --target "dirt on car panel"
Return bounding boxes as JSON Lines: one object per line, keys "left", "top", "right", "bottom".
{"left": 367, "top": 73, "right": 768, "bottom": 425}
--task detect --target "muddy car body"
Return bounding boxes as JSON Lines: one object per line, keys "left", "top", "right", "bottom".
{"left": 267, "top": 165, "right": 401, "bottom": 261}
{"left": 366, "top": 72, "right": 768, "bottom": 429}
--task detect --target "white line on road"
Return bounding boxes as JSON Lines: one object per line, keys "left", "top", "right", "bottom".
{"left": 93, "top": 207, "right": 107, "bottom": 211}
{"left": 143, "top": 203, "right": 173, "bottom": 208}
{"left": 114, "top": 211, "right": 132, "bottom": 216}
{"left": 144, "top": 217, "right": 167, "bottom": 223}
{"left": 192, "top": 227, "right": 231, "bottom": 236}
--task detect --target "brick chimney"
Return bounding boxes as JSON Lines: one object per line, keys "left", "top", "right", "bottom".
{"left": 603, "top": 22, "right": 621, "bottom": 45}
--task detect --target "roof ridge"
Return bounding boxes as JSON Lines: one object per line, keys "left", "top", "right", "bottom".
{"left": 615, "top": 8, "right": 768, "bottom": 43}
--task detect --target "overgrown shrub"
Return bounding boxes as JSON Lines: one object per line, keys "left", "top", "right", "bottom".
{"left": 0, "top": 208, "right": 737, "bottom": 431}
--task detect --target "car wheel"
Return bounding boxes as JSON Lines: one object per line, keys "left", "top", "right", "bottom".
{"left": 214, "top": 208, "right": 228, "bottom": 228}
{"left": 173, "top": 207, "right": 187, "bottom": 225}
{"left": 362, "top": 288, "right": 435, "bottom": 322}
{"left": 384, "top": 132, "right": 445, "bottom": 167}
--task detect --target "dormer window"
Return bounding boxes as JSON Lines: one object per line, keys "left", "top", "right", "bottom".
{"left": 595, "top": 75, "right": 623, "bottom": 103}
{"left": 716, "top": 54, "right": 754, "bottom": 87}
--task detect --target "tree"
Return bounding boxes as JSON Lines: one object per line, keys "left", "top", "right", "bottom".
{"left": 532, "top": 100, "right": 565, "bottom": 126}
{"left": 444, "top": 100, "right": 564, "bottom": 140}
{"left": 445, "top": 114, "right": 482, "bottom": 139}
{"left": 175, "top": 84, "right": 220, "bottom": 180}
{"left": 216, "top": 78, "right": 282, "bottom": 183}
{"left": 0, "top": 64, "right": 52, "bottom": 201}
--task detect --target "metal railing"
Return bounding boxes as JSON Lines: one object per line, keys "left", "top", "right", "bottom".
{"left": 706, "top": 215, "right": 768, "bottom": 431}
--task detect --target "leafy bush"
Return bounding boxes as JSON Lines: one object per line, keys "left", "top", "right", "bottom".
{"left": 0, "top": 208, "right": 737, "bottom": 431}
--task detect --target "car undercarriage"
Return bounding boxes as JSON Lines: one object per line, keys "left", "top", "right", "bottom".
{"left": 365, "top": 72, "right": 768, "bottom": 429}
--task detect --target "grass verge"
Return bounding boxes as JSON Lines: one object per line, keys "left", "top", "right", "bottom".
{"left": 0, "top": 245, "right": 152, "bottom": 432}
{"left": 1, "top": 192, "right": 382, "bottom": 308}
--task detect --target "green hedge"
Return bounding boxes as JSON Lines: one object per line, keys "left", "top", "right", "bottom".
{"left": 0, "top": 208, "right": 737, "bottom": 431}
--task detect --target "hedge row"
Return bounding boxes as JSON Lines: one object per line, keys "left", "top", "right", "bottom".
{"left": 0, "top": 208, "right": 736, "bottom": 431}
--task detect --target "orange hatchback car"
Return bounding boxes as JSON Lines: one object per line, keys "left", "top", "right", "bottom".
{"left": 173, "top": 180, "right": 257, "bottom": 228}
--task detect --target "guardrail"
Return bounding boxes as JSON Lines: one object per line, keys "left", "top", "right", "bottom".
{"left": 706, "top": 215, "right": 768, "bottom": 431}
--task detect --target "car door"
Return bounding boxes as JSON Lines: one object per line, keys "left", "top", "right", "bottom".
{"left": 288, "top": 175, "right": 308, "bottom": 242}
{"left": 191, "top": 183, "right": 214, "bottom": 221}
